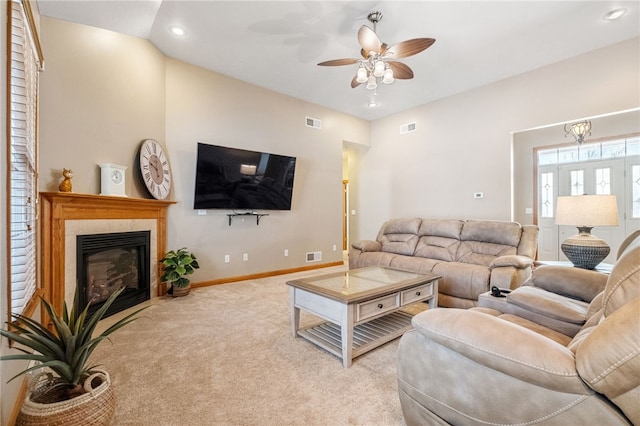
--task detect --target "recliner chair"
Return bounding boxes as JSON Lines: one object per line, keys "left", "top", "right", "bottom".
{"left": 396, "top": 233, "right": 640, "bottom": 425}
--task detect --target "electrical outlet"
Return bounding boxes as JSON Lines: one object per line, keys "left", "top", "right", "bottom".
{"left": 332, "top": 244, "right": 337, "bottom": 251}
{"left": 243, "top": 253, "right": 248, "bottom": 261}
{"left": 474, "top": 192, "right": 484, "bottom": 199}
{"left": 284, "top": 249, "right": 288, "bottom": 257}
{"left": 224, "top": 255, "right": 230, "bottom": 263}
{"left": 197, "top": 210, "right": 207, "bottom": 216}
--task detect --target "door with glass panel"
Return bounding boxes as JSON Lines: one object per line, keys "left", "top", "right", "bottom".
{"left": 537, "top": 137, "right": 640, "bottom": 263}
{"left": 558, "top": 159, "right": 626, "bottom": 264}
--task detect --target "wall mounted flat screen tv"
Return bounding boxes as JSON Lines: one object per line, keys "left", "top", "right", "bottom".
{"left": 193, "top": 142, "right": 296, "bottom": 211}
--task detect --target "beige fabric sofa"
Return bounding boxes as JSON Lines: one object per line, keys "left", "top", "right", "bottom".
{"left": 349, "top": 218, "right": 539, "bottom": 308}
{"left": 396, "top": 233, "right": 640, "bottom": 425}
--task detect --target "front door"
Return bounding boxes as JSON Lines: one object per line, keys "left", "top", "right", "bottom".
{"left": 537, "top": 137, "right": 640, "bottom": 263}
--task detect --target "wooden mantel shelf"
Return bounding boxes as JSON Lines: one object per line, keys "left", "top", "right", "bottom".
{"left": 40, "top": 192, "right": 176, "bottom": 320}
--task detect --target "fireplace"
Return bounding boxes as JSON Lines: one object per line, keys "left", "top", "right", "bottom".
{"left": 76, "top": 231, "right": 151, "bottom": 319}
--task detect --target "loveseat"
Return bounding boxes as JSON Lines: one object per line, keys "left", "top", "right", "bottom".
{"left": 396, "top": 232, "right": 640, "bottom": 425}
{"left": 349, "top": 218, "right": 539, "bottom": 308}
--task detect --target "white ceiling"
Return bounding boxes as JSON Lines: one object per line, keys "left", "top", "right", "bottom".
{"left": 36, "top": 1, "right": 640, "bottom": 121}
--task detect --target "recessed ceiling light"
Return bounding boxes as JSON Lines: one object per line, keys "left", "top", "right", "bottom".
{"left": 170, "top": 26, "right": 186, "bottom": 36}
{"left": 603, "top": 8, "right": 628, "bottom": 21}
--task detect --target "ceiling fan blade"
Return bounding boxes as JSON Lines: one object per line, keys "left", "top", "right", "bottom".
{"left": 358, "top": 25, "right": 383, "bottom": 55}
{"left": 317, "top": 58, "right": 359, "bottom": 66}
{"left": 385, "top": 38, "right": 436, "bottom": 59}
{"left": 387, "top": 61, "right": 414, "bottom": 79}
{"left": 351, "top": 75, "right": 362, "bottom": 88}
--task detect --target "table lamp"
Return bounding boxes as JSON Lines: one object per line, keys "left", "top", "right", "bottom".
{"left": 555, "top": 194, "right": 619, "bottom": 269}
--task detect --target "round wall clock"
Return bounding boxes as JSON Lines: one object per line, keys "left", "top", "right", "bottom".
{"left": 138, "top": 139, "right": 172, "bottom": 200}
{"left": 99, "top": 163, "right": 128, "bottom": 197}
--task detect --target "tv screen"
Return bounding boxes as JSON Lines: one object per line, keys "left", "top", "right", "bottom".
{"left": 193, "top": 142, "right": 296, "bottom": 211}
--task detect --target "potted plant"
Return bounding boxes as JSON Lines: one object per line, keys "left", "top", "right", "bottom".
{"left": 160, "top": 247, "right": 200, "bottom": 297}
{"left": 0, "top": 287, "right": 147, "bottom": 425}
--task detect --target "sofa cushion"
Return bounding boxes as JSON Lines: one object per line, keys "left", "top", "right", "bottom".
{"left": 390, "top": 255, "right": 441, "bottom": 273}
{"left": 461, "top": 220, "right": 523, "bottom": 247}
{"left": 418, "top": 218, "right": 464, "bottom": 239}
{"left": 526, "top": 265, "right": 607, "bottom": 302}
{"left": 576, "top": 296, "right": 640, "bottom": 425}
{"left": 377, "top": 218, "right": 421, "bottom": 256}
{"left": 414, "top": 236, "right": 460, "bottom": 261}
{"left": 507, "top": 286, "right": 590, "bottom": 325}
{"left": 456, "top": 241, "right": 517, "bottom": 266}
{"left": 434, "top": 262, "right": 490, "bottom": 300}
{"left": 354, "top": 251, "right": 397, "bottom": 268}
{"left": 602, "top": 237, "right": 640, "bottom": 317}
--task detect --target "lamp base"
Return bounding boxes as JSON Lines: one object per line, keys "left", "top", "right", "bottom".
{"left": 561, "top": 227, "right": 610, "bottom": 270}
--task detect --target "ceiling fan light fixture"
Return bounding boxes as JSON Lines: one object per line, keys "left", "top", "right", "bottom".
{"left": 373, "top": 60, "right": 385, "bottom": 77}
{"left": 366, "top": 75, "right": 377, "bottom": 90}
{"left": 383, "top": 66, "right": 394, "bottom": 84}
{"left": 356, "top": 66, "right": 368, "bottom": 83}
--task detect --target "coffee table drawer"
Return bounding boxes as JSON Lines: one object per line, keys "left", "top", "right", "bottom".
{"left": 401, "top": 283, "right": 433, "bottom": 305}
{"left": 357, "top": 293, "right": 400, "bottom": 321}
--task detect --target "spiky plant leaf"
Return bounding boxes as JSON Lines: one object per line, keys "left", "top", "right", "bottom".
{"left": 0, "top": 286, "right": 147, "bottom": 388}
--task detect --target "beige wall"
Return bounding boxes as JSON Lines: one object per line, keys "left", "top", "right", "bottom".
{"left": 38, "top": 17, "right": 166, "bottom": 197}
{"left": 37, "top": 17, "right": 370, "bottom": 283}
{"left": 349, "top": 37, "right": 640, "bottom": 242}
{"left": 164, "top": 58, "right": 369, "bottom": 280}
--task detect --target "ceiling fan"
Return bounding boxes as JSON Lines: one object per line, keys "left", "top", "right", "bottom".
{"left": 318, "top": 11, "right": 435, "bottom": 90}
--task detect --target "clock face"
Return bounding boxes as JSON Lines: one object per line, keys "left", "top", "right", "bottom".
{"left": 139, "top": 139, "right": 172, "bottom": 200}
{"left": 111, "top": 169, "right": 123, "bottom": 184}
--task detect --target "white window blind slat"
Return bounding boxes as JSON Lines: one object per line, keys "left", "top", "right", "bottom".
{"left": 9, "top": 0, "right": 40, "bottom": 317}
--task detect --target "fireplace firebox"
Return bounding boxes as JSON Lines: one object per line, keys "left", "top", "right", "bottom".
{"left": 76, "top": 231, "right": 151, "bottom": 319}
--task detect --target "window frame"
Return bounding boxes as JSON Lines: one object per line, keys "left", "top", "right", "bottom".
{"left": 6, "top": 0, "right": 44, "bottom": 323}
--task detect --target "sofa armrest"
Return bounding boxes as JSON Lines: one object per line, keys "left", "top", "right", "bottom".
{"left": 490, "top": 254, "right": 533, "bottom": 269}
{"left": 527, "top": 265, "right": 607, "bottom": 302}
{"left": 351, "top": 240, "right": 381, "bottom": 253}
{"left": 411, "top": 309, "right": 591, "bottom": 394}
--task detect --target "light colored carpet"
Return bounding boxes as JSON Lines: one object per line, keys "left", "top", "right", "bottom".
{"left": 93, "top": 265, "right": 423, "bottom": 425}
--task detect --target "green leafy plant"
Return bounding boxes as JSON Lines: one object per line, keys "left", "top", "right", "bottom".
{"left": 160, "top": 248, "right": 200, "bottom": 289}
{"left": 0, "top": 287, "right": 147, "bottom": 400}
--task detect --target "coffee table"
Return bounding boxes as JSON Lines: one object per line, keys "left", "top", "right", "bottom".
{"left": 287, "top": 266, "right": 439, "bottom": 367}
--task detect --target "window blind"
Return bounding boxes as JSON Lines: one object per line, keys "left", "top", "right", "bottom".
{"left": 8, "top": 0, "right": 41, "bottom": 316}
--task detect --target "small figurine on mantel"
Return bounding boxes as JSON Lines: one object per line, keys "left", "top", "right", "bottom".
{"left": 58, "top": 168, "right": 73, "bottom": 192}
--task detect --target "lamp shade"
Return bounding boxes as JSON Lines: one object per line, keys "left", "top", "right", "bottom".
{"left": 239, "top": 164, "right": 257, "bottom": 176}
{"left": 555, "top": 195, "right": 618, "bottom": 227}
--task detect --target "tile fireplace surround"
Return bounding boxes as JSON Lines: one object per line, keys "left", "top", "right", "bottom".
{"left": 40, "top": 192, "right": 174, "bottom": 324}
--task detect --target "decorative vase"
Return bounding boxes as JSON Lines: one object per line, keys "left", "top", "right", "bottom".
{"left": 172, "top": 283, "right": 191, "bottom": 297}
{"left": 16, "top": 369, "right": 115, "bottom": 426}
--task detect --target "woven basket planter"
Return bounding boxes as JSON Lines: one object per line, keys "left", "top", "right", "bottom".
{"left": 172, "top": 283, "right": 191, "bottom": 297}
{"left": 16, "top": 370, "right": 115, "bottom": 426}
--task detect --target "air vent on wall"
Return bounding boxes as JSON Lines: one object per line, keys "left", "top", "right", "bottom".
{"left": 306, "top": 117, "right": 322, "bottom": 129}
{"left": 400, "top": 122, "right": 417, "bottom": 134}
{"left": 306, "top": 251, "right": 322, "bottom": 262}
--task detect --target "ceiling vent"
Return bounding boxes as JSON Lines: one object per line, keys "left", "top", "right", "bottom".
{"left": 400, "top": 122, "right": 417, "bottom": 134}
{"left": 306, "top": 117, "right": 322, "bottom": 129}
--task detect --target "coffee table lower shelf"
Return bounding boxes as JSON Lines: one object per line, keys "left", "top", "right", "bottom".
{"left": 297, "top": 310, "right": 413, "bottom": 361}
